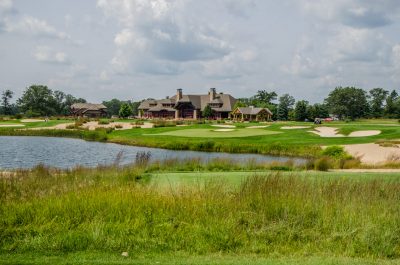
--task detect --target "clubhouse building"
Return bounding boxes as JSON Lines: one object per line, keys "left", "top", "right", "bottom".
{"left": 138, "top": 88, "right": 273, "bottom": 121}
{"left": 138, "top": 88, "right": 237, "bottom": 120}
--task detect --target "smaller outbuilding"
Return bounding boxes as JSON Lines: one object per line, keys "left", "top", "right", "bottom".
{"left": 231, "top": 106, "right": 272, "bottom": 121}
{"left": 70, "top": 103, "right": 107, "bottom": 118}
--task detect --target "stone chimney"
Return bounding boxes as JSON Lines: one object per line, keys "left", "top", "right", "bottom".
{"left": 177, "top": 88, "right": 183, "bottom": 100}
{"left": 209, "top": 88, "right": 216, "bottom": 101}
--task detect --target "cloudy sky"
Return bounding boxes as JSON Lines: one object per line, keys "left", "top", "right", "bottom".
{"left": 1, "top": 0, "right": 400, "bottom": 103}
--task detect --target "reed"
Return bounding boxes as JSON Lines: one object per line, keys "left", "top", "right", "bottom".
{"left": 1, "top": 163, "right": 400, "bottom": 260}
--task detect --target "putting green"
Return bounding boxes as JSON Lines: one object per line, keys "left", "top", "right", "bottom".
{"left": 146, "top": 128, "right": 281, "bottom": 138}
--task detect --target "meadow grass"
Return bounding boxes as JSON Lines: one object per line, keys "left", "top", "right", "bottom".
{"left": 2, "top": 252, "right": 399, "bottom": 265}
{"left": 1, "top": 162, "right": 400, "bottom": 263}
{"left": 0, "top": 127, "right": 108, "bottom": 142}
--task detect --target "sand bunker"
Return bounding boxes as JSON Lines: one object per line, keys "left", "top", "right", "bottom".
{"left": 310, "top": 127, "right": 343, "bottom": 137}
{"left": 20, "top": 119, "right": 45, "bottom": 123}
{"left": 0, "top": 124, "right": 25, "bottom": 127}
{"left": 344, "top": 143, "right": 400, "bottom": 164}
{"left": 24, "top": 123, "right": 74, "bottom": 130}
{"left": 246, "top": 125, "right": 269, "bottom": 129}
{"left": 348, "top": 130, "right": 381, "bottom": 137}
{"left": 211, "top": 124, "right": 236, "bottom": 128}
{"left": 213, "top": 129, "right": 235, "bottom": 132}
{"left": 310, "top": 127, "right": 381, "bottom": 137}
{"left": 281, "top": 126, "right": 311, "bottom": 130}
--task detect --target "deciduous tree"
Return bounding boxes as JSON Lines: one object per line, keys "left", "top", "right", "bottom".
{"left": 294, "top": 100, "right": 309, "bottom": 121}
{"left": 277, "top": 94, "right": 295, "bottom": 120}
{"left": 1, "top": 89, "right": 13, "bottom": 115}
{"left": 119, "top": 103, "right": 133, "bottom": 118}
{"left": 324, "top": 87, "right": 368, "bottom": 120}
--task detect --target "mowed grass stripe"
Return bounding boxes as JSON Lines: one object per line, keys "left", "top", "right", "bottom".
{"left": 151, "top": 171, "right": 400, "bottom": 187}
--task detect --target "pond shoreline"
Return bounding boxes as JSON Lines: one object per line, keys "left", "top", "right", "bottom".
{"left": 0, "top": 135, "right": 306, "bottom": 170}
{"left": 0, "top": 128, "right": 319, "bottom": 158}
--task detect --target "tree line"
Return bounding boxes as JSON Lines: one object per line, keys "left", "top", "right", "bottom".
{"left": 1, "top": 85, "right": 400, "bottom": 120}
{"left": 236, "top": 87, "right": 400, "bottom": 121}
{"left": 0, "top": 85, "right": 141, "bottom": 118}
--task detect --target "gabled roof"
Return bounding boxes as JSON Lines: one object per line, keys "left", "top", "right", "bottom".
{"left": 236, "top": 107, "right": 272, "bottom": 115}
{"left": 139, "top": 90, "right": 237, "bottom": 112}
{"left": 148, "top": 106, "right": 175, "bottom": 112}
{"left": 71, "top": 103, "right": 107, "bottom": 110}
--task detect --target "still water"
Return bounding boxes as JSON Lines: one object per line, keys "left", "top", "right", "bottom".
{"left": 0, "top": 136, "right": 305, "bottom": 169}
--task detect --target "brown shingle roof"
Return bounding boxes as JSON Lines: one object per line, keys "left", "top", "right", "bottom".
{"left": 138, "top": 90, "right": 237, "bottom": 112}
{"left": 71, "top": 103, "right": 107, "bottom": 110}
{"left": 237, "top": 107, "right": 272, "bottom": 115}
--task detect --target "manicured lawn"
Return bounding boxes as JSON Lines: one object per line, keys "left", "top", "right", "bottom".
{"left": 150, "top": 170, "right": 400, "bottom": 187}
{"left": 106, "top": 120, "right": 400, "bottom": 157}
{"left": 0, "top": 119, "right": 71, "bottom": 128}
{"left": 146, "top": 128, "right": 282, "bottom": 138}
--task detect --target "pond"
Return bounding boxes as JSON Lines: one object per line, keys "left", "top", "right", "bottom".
{"left": 0, "top": 136, "right": 306, "bottom": 169}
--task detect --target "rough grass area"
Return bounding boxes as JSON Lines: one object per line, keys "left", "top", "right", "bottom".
{"left": 1, "top": 163, "right": 400, "bottom": 263}
{"left": 2, "top": 252, "right": 399, "bottom": 265}
{"left": 146, "top": 128, "right": 281, "bottom": 138}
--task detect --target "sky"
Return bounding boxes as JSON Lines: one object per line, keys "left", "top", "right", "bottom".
{"left": 1, "top": 0, "right": 400, "bottom": 103}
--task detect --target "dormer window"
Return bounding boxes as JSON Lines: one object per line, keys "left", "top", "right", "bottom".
{"left": 209, "top": 103, "right": 222, "bottom": 108}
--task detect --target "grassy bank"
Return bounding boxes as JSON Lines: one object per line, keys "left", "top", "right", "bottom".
{"left": 0, "top": 128, "right": 108, "bottom": 142}
{"left": 2, "top": 119, "right": 400, "bottom": 158}
{"left": 1, "top": 163, "right": 400, "bottom": 263}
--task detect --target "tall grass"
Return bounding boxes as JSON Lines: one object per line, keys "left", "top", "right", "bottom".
{"left": 1, "top": 163, "right": 400, "bottom": 259}
{"left": 0, "top": 128, "right": 108, "bottom": 142}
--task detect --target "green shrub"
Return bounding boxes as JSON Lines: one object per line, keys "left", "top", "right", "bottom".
{"left": 195, "top": 140, "right": 215, "bottom": 151}
{"left": 66, "top": 124, "right": 77, "bottom": 129}
{"left": 305, "top": 159, "right": 315, "bottom": 170}
{"left": 314, "top": 157, "right": 332, "bottom": 171}
{"left": 98, "top": 120, "right": 110, "bottom": 125}
{"left": 322, "top": 145, "right": 351, "bottom": 159}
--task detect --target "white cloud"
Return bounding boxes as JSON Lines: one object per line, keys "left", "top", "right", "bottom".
{"left": 99, "top": 70, "right": 110, "bottom": 81}
{"left": 201, "top": 49, "right": 259, "bottom": 79}
{"left": 114, "top": 29, "right": 135, "bottom": 46}
{"left": 5, "top": 15, "right": 70, "bottom": 40}
{"left": 33, "top": 46, "right": 69, "bottom": 64}
{"left": 329, "top": 28, "right": 391, "bottom": 63}
{"left": 0, "top": 0, "right": 13, "bottom": 13}
{"left": 97, "top": 0, "right": 232, "bottom": 75}
{"left": 391, "top": 44, "right": 400, "bottom": 81}
{"left": 302, "top": 0, "right": 400, "bottom": 28}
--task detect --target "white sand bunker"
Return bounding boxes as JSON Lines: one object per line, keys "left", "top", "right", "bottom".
{"left": 348, "top": 130, "right": 381, "bottom": 137}
{"left": 246, "top": 125, "right": 269, "bottom": 129}
{"left": 0, "top": 124, "right": 25, "bottom": 127}
{"left": 344, "top": 143, "right": 400, "bottom": 164}
{"left": 281, "top": 126, "right": 311, "bottom": 130}
{"left": 310, "top": 127, "right": 381, "bottom": 137}
{"left": 214, "top": 129, "right": 235, "bottom": 132}
{"left": 26, "top": 123, "right": 74, "bottom": 130}
{"left": 212, "top": 124, "right": 236, "bottom": 128}
{"left": 20, "top": 119, "right": 45, "bottom": 123}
